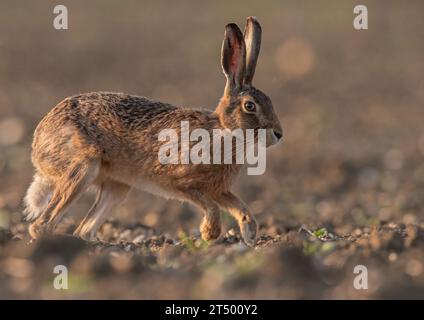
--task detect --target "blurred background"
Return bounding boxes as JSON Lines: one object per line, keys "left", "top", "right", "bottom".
{"left": 0, "top": 0, "right": 423, "bottom": 299}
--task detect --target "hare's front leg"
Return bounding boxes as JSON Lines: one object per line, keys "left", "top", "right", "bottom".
{"left": 199, "top": 205, "right": 221, "bottom": 241}
{"left": 184, "top": 192, "right": 222, "bottom": 241}
{"left": 214, "top": 192, "right": 258, "bottom": 247}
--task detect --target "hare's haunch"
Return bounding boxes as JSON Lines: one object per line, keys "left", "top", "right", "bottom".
{"left": 24, "top": 17, "right": 282, "bottom": 247}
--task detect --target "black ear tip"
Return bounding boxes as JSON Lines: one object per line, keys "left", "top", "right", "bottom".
{"left": 246, "top": 16, "right": 262, "bottom": 29}
{"left": 225, "top": 23, "right": 244, "bottom": 39}
{"left": 225, "top": 23, "right": 241, "bottom": 32}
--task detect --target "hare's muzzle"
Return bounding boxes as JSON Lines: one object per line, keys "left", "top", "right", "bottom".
{"left": 267, "top": 125, "right": 283, "bottom": 146}
{"left": 272, "top": 129, "right": 283, "bottom": 142}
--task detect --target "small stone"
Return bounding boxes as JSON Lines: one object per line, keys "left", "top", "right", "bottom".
{"left": 268, "top": 225, "right": 282, "bottom": 237}
{"left": 132, "top": 234, "right": 146, "bottom": 244}
{"left": 227, "top": 228, "right": 236, "bottom": 236}
{"left": 388, "top": 252, "right": 398, "bottom": 262}
{"left": 119, "top": 229, "right": 132, "bottom": 239}
{"left": 353, "top": 228, "right": 362, "bottom": 236}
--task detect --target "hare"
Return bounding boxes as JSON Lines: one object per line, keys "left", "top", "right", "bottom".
{"left": 23, "top": 17, "right": 282, "bottom": 246}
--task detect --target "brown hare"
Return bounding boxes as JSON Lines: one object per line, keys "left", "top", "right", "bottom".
{"left": 23, "top": 17, "right": 282, "bottom": 247}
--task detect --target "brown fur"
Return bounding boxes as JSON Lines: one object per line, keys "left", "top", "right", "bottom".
{"left": 24, "top": 17, "right": 283, "bottom": 246}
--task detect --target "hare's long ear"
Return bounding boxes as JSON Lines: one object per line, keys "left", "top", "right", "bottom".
{"left": 243, "top": 17, "right": 262, "bottom": 86}
{"left": 221, "top": 23, "right": 246, "bottom": 96}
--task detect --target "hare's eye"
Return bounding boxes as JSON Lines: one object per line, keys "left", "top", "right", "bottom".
{"left": 243, "top": 101, "right": 256, "bottom": 113}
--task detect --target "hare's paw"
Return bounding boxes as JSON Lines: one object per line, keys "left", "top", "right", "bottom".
{"left": 239, "top": 215, "right": 258, "bottom": 247}
{"left": 200, "top": 218, "right": 221, "bottom": 241}
{"left": 28, "top": 220, "right": 51, "bottom": 240}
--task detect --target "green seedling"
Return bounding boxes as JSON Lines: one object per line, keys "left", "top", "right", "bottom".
{"left": 179, "top": 232, "right": 209, "bottom": 252}
{"left": 313, "top": 228, "right": 328, "bottom": 238}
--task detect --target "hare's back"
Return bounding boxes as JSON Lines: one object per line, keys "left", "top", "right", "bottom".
{"left": 68, "top": 92, "right": 178, "bottom": 128}
{"left": 31, "top": 92, "right": 181, "bottom": 173}
{"left": 43, "top": 92, "right": 183, "bottom": 143}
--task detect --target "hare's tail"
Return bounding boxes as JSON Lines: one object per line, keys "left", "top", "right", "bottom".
{"left": 23, "top": 173, "right": 54, "bottom": 221}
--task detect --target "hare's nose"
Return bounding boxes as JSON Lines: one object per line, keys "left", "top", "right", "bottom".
{"left": 273, "top": 130, "right": 283, "bottom": 141}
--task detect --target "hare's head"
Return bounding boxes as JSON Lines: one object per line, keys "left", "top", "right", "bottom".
{"left": 215, "top": 17, "right": 283, "bottom": 147}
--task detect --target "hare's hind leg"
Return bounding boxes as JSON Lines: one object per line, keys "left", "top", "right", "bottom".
{"left": 28, "top": 160, "right": 100, "bottom": 239}
{"left": 74, "top": 180, "right": 130, "bottom": 241}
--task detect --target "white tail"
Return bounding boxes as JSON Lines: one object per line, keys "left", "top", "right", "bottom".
{"left": 23, "top": 174, "right": 54, "bottom": 221}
